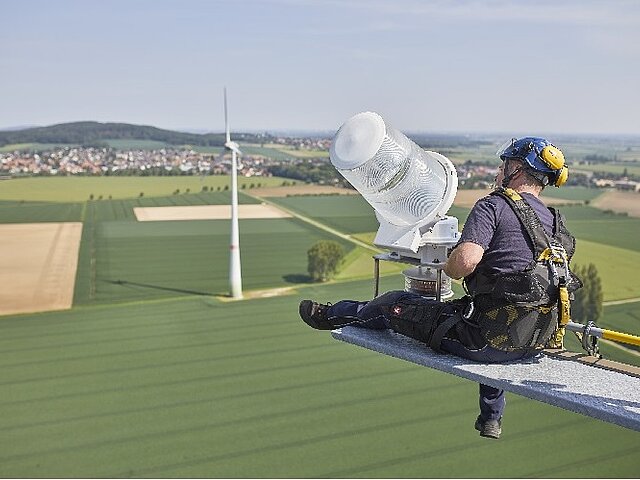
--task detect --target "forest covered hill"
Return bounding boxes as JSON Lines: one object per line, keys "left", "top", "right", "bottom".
{"left": 0, "top": 121, "right": 271, "bottom": 147}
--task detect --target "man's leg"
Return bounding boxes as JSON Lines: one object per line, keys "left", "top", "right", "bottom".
{"left": 299, "top": 290, "right": 408, "bottom": 330}
{"left": 479, "top": 383, "right": 505, "bottom": 422}
{"left": 440, "top": 328, "right": 539, "bottom": 439}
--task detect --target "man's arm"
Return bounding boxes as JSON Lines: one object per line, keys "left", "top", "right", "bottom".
{"left": 444, "top": 241, "right": 484, "bottom": 280}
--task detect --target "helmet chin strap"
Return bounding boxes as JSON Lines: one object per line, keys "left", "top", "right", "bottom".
{"left": 501, "top": 160, "right": 523, "bottom": 188}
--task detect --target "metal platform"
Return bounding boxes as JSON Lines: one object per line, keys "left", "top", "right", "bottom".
{"left": 331, "top": 326, "right": 640, "bottom": 432}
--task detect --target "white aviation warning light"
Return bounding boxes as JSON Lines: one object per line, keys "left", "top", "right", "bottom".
{"left": 330, "top": 112, "right": 459, "bottom": 300}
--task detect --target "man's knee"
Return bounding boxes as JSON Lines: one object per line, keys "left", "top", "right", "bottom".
{"left": 368, "top": 290, "right": 408, "bottom": 307}
{"left": 382, "top": 295, "right": 450, "bottom": 344}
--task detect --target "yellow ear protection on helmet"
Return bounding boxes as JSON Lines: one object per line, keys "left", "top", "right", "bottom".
{"left": 555, "top": 165, "right": 569, "bottom": 187}
{"left": 541, "top": 145, "right": 564, "bottom": 169}
{"left": 541, "top": 145, "right": 568, "bottom": 187}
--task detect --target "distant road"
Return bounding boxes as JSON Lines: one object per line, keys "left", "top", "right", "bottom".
{"left": 604, "top": 297, "right": 640, "bottom": 306}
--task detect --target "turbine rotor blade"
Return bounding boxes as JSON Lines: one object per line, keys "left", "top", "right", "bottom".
{"left": 224, "top": 87, "right": 230, "bottom": 144}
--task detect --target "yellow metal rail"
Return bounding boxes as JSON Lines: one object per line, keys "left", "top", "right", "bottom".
{"left": 566, "top": 322, "right": 640, "bottom": 348}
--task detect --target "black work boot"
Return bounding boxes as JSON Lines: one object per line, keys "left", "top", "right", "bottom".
{"left": 474, "top": 416, "right": 502, "bottom": 439}
{"left": 299, "top": 300, "right": 335, "bottom": 330}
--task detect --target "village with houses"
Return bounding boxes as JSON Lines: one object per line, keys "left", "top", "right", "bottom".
{"left": 1, "top": 134, "right": 639, "bottom": 193}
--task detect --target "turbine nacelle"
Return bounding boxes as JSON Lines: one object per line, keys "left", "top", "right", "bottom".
{"left": 224, "top": 140, "right": 242, "bottom": 155}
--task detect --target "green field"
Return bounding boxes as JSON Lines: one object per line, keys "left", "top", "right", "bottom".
{"left": 1, "top": 178, "right": 639, "bottom": 477}
{"left": 70, "top": 192, "right": 352, "bottom": 305}
{"left": 77, "top": 216, "right": 352, "bottom": 305}
{"left": 572, "top": 240, "right": 640, "bottom": 301}
{"left": 1, "top": 280, "right": 638, "bottom": 478}
{"left": 242, "top": 144, "right": 297, "bottom": 161}
{"left": 561, "top": 205, "right": 640, "bottom": 252}
{"left": 103, "top": 139, "right": 170, "bottom": 150}
{"left": 0, "top": 176, "right": 288, "bottom": 202}
{"left": 438, "top": 138, "right": 640, "bottom": 167}
{"left": 271, "top": 195, "right": 379, "bottom": 234}
{"left": 573, "top": 163, "right": 640, "bottom": 176}
{"left": 540, "top": 186, "right": 603, "bottom": 202}
{"left": 0, "top": 143, "right": 78, "bottom": 153}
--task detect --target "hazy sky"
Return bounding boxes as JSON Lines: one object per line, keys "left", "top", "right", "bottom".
{"left": 1, "top": 0, "right": 639, "bottom": 135}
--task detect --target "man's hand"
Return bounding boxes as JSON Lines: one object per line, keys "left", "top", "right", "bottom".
{"left": 444, "top": 241, "right": 484, "bottom": 280}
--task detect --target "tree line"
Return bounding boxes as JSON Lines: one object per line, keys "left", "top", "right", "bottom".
{"left": 270, "top": 161, "right": 350, "bottom": 186}
{"left": 0, "top": 122, "right": 271, "bottom": 147}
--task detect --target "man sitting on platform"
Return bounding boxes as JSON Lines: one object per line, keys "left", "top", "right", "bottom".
{"left": 299, "top": 137, "right": 582, "bottom": 439}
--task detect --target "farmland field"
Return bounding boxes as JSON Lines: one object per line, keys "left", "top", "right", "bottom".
{"left": 591, "top": 190, "right": 640, "bottom": 218}
{"left": 539, "top": 186, "right": 603, "bottom": 202}
{"left": 0, "top": 143, "right": 77, "bottom": 153}
{"left": 438, "top": 138, "right": 640, "bottom": 166}
{"left": 69, "top": 193, "right": 352, "bottom": 305}
{"left": 573, "top": 162, "right": 640, "bottom": 176}
{"left": 572, "top": 240, "right": 640, "bottom": 301}
{"left": 103, "top": 139, "right": 169, "bottom": 150}
{"left": 0, "top": 279, "right": 638, "bottom": 478}
{"left": 561, "top": 205, "right": 640, "bottom": 252}
{"left": 261, "top": 143, "right": 330, "bottom": 159}
{"left": 77, "top": 217, "right": 352, "bottom": 305}
{"left": 241, "top": 145, "right": 297, "bottom": 161}
{"left": 0, "top": 176, "right": 288, "bottom": 202}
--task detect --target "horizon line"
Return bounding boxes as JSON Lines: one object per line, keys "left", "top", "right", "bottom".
{"left": 2, "top": 121, "right": 640, "bottom": 139}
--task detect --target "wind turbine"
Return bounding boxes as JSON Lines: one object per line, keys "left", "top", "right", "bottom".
{"left": 223, "top": 87, "right": 243, "bottom": 299}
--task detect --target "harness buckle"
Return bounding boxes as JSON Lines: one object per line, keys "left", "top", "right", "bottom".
{"left": 462, "top": 300, "right": 475, "bottom": 320}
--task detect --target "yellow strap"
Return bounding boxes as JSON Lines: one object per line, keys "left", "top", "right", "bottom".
{"left": 558, "top": 286, "right": 571, "bottom": 326}
{"left": 502, "top": 188, "right": 522, "bottom": 201}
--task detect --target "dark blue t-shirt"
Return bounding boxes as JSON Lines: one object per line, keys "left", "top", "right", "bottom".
{"left": 458, "top": 192, "right": 554, "bottom": 275}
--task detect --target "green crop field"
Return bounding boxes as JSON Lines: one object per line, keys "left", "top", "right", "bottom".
{"left": 540, "top": 186, "right": 603, "bottom": 202}
{"left": 561, "top": 206, "right": 640, "bottom": 253}
{"left": 0, "top": 176, "right": 287, "bottom": 202}
{"left": 76, "top": 217, "right": 353, "bottom": 305}
{"left": 103, "top": 139, "right": 169, "bottom": 150}
{"left": 189, "top": 145, "right": 225, "bottom": 154}
{"left": 242, "top": 144, "right": 297, "bottom": 161}
{"left": 440, "top": 139, "right": 640, "bottom": 166}
{"left": 438, "top": 144, "right": 500, "bottom": 164}
{"left": 1, "top": 178, "right": 639, "bottom": 477}
{"left": 271, "top": 195, "right": 379, "bottom": 234}
{"left": 572, "top": 240, "right": 640, "bottom": 301}
{"left": 0, "top": 143, "right": 77, "bottom": 152}
{"left": 573, "top": 163, "right": 640, "bottom": 176}
{"left": 0, "top": 200, "right": 84, "bottom": 223}
{"left": 561, "top": 140, "right": 640, "bottom": 164}
{"left": 66, "top": 192, "right": 353, "bottom": 306}
{"left": 1, "top": 280, "right": 639, "bottom": 478}
{"left": 600, "top": 302, "right": 640, "bottom": 347}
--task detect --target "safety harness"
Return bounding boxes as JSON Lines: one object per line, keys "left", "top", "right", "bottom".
{"left": 383, "top": 188, "right": 581, "bottom": 354}
{"left": 464, "top": 188, "right": 581, "bottom": 352}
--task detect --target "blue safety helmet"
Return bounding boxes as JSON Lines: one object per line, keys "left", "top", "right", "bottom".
{"left": 496, "top": 137, "right": 568, "bottom": 187}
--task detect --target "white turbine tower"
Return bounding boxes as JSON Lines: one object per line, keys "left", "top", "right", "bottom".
{"left": 224, "top": 87, "right": 243, "bottom": 299}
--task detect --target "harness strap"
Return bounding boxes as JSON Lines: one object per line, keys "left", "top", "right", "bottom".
{"left": 429, "top": 313, "right": 464, "bottom": 353}
{"left": 493, "top": 188, "right": 550, "bottom": 258}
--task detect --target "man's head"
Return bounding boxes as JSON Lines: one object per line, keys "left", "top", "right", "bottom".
{"left": 496, "top": 137, "right": 568, "bottom": 189}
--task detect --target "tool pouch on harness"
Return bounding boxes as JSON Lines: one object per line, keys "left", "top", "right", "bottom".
{"left": 466, "top": 188, "right": 582, "bottom": 352}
